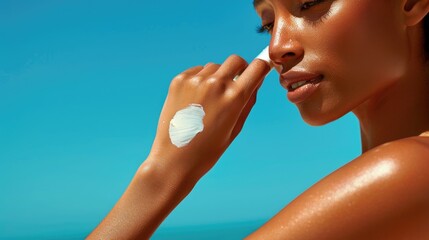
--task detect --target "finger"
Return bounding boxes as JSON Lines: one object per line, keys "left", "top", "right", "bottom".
{"left": 235, "top": 59, "right": 271, "bottom": 101}
{"left": 180, "top": 66, "right": 204, "bottom": 76}
{"left": 216, "top": 55, "right": 248, "bottom": 80}
{"left": 230, "top": 89, "right": 258, "bottom": 140}
{"left": 195, "top": 63, "right": 221, "bottom": 78}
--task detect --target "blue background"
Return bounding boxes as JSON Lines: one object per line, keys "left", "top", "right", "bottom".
{"left": 0, "top": 1, "right": 360, "bottom": 239}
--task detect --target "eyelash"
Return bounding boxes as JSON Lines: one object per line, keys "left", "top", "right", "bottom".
{"left": 256, "top": 23, "right": 274, "bottom": 34}
{"left": 256, "top": 0, "right": 328, "bottom": 34}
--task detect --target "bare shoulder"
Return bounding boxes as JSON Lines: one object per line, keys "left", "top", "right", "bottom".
{"left": 246, "top": 137, "right": 429, "bottom": 240}
{"left": 360, "top": 136, "right": 429, "bottom": 175}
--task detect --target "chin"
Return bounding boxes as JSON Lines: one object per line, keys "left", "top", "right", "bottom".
{"left": 298, "top": 105, "right": 348, "bottom": 127}
{"left": 301, "top": 115, "right": 334, "bottom": 126}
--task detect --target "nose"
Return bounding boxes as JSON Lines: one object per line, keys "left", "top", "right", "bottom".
{"left": 269, "top": 18, "right": 304, "bottom": 72}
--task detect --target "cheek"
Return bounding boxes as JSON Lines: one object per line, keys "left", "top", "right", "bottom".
{"left": 296, "top": 0, "right": 409, "bottom": 125}
{"left": 314, "top": 1, "right": 408, "bottom": 85}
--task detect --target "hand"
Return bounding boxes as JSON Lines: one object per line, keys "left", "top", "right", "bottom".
{"left": 148, "top": 55, "right": 272, "bottom": 180}
{"left": 87, "top": 55, "right": 271, "bottom": 240}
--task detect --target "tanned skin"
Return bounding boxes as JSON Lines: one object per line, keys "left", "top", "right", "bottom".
{"left": 88, "top": 0, "right": 429, "bottom": 239}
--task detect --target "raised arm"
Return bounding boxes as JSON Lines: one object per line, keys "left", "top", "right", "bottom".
{"left": 87, "top": 54, "right": 272, "bottom": 239}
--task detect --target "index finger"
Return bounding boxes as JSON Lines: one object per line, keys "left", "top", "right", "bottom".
{"left": 235, "top": 46, "right": 274, "bottom": 100}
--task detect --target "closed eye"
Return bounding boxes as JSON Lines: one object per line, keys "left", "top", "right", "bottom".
{"left": 301, "top": 0, "right": 325, "bottom": 11}
{"left": 256, "top": 22, "right": 274, "bottom": 34}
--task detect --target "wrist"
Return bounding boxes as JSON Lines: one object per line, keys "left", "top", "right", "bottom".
{"left": 88, "top": 156, "right": 200, "bottom": 239}
{"left": 137, "top": 154, "right": 199, "bottom": 200}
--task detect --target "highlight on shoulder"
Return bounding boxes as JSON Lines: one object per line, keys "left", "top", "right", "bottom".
{"left": 246, "top": 136, "right": 429, "bottom": 240}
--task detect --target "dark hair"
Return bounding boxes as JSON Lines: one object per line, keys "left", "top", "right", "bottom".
{"left": 424, "top": 16, "right": 429, "bottom": 57}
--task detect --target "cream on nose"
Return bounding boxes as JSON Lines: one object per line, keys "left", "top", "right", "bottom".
{"left": 256, "top": 45, "right": 282, "bottom": 74}
{"left": 255, "top": 45, "right": 274, "bottom": 68}
{"left": 169, "top": 46, "right": 277, "bottom": 148}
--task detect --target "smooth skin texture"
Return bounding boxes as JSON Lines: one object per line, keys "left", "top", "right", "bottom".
{"left": 88, "top": 57, "right": 271, "bottom": 239}
{"left": 88, "top": 0, "right": 429, "bottom": 239}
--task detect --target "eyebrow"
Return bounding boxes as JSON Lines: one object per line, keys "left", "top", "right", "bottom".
{"left": 253, "top": 0, "right": 265, "bottom": 8}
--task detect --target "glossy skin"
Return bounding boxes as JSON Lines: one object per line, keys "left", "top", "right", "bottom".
{"left": 88, "top": 0, "right": 429, "bottom": 239}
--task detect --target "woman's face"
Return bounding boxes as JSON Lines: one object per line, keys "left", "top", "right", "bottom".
{"left": 255, "top": 0, "right": 410, "bottom": 125}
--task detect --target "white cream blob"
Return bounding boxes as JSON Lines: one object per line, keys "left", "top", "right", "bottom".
{"left": 169, "top": 104, "right": 205, "bottom": 148}
{"left": 256, "top": 45, "right": 282, "bottom": 73}
{"left": 256, "top": 45, "right": 274, "bottom": 67}
{"left": 168, "top": 47, "right": 275, "bottom": 147}
{"left": 234, "top": 46, "right": 276, "bottom": 82}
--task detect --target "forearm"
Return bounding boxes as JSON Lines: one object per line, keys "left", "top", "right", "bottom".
{"left": 87, "top": 55, "right": 270, "bottom": 239}
{"left": 87, "top": 156, "right": 198, "bottom": 239}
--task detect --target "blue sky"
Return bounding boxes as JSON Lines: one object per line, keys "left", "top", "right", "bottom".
{"left": 0, "top": 1, "right": 361, "bottom": 239}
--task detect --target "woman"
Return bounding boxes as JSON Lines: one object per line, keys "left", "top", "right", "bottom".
{"left": 88, "top": 0, "right": 429, "bottom": 239}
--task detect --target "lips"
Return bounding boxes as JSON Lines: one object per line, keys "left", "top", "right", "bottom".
{"left": 280, "top": 71, "right": 324, "bottom": 92}
{"left": 280, "top": 70, "right": 324, "bottom": 104}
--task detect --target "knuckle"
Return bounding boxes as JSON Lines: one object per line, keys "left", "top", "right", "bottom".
{"left": 170, "top": 74, "right": 186, "bottom": 89}
{"left": 205, "top": 75, "right": 218, "bottom": 84}
{"left": 205, "top": 76, "right": 228, "bottom": 91}
{"left": 172, "top": 73, "right": 187, "bottom": 83}
{"left": 205, "top": 76, "right": 221, "bottom": 85}
{"left": 170, "top": 74, "right": 186, "bottom": 88}
{"left": 190, "top": 75, "right": 204, "bottom": 86}
{"left": 170, "top": 66, "right": 203, "bottom": 89}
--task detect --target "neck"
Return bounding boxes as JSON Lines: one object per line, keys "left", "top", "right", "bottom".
{"left": 353, "top": 59, "right": 429, "bottom": 153}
